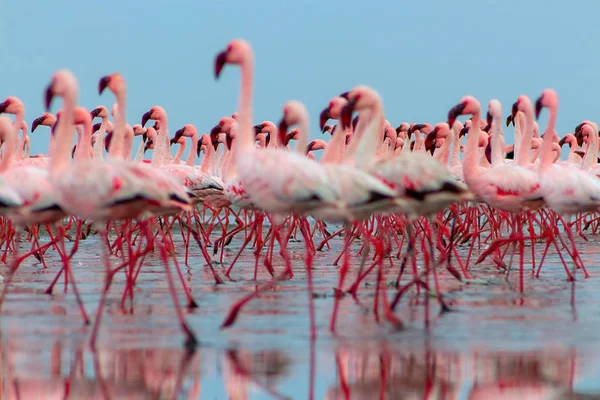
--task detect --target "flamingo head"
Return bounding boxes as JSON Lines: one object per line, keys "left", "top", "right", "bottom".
{"left": 91, "top": 105, "right": 109, "bottom": 119}
{"left": 408, "top": 123, "right": 432, "bottom": 135}
{"left": 45, "top": 70, "right": 78, "bottom": 112}
{"left": 447, "top": 96, "right": 481, "bottom": 127}
{"left": 285, "top": 128, "right": 300, "bottom": 146}
{"left": 72, "top": 106, "right": 92, "bottom": 126}
{"left": 141, "top": 105, "right": 166, "bottom": 127}
{"left": 279, "top": 100, "right": 309, "bottom": 146}
{"left": 214, "top": 39, "right": 252, "bottom": 79}
{"left": 0, "top": 96, "right": 24, "bottom": 116}
{"left": 132, "top": 124, "right": 146, "bottom": 137}
{"left": 534, "top": 89, "right": 558, "bottom": 120}
{"left": 98, "top": 73, "right": 125, "bottom": 96}
{"left": 340, "top": 86, "right": 382, "bottom": 130}
{"left": 306, "top": 139, "right": 327, "bottom": 154}
{"left": 487, "top": 99, "right": 502, "bottom": 126}
{"left": 31, "top": 112, "right": 56, "bottom": 132}
{"left": 172, "top": 124, "right": 198, "bottom": 145}
{"left": 322, "top": 125, "right": 334, "bottom": 135}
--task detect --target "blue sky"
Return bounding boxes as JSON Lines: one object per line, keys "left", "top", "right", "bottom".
{"left": 0, "top": 0, "right": 597, "bottom": 157}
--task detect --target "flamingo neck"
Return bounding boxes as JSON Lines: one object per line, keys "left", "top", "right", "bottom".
{"left": 539, "top": 109, "right": 557, "bottom": 171}
{"left": 14, "top": 113, "right": 25, "bottom": 161}
{"left": 93, "top": 131, "right": 106, "bottom": 160}
{"left": 186, "top": 133, "right": 198, "bottom": 166}
{"left": 122, "top": 125, "right": 134, "bottom": 160}
{"left": 174, "top": 140, "right": 186, "bottom": 164}
{"left": 583, "top": 130, "right": 598, "bottom": 169}
{"left": 200, "top": 147, "right": 212, "bottom": 173}
{"left": 109, "top": 92, "right": 127, "bottom": 159}
{"left": 50, "top": 91, "right": 77, "bottom": 177}
{"left": 450, "top": 131, "right": 461, "bottom": 166}
{"left": 133, "top": 138, "right": 145, "bottom": 162}
{"left": 74, "top": 121, "right": 92, "bottom": 162}
{"left": 321, "top": 122, "right": 346, "bottom": 164}
{"left": 517, "top": 107, "right": 535, "bottom": 166}
{"left": 491, "top": 118, "right": 505, "bottom": 166}
{"left": 0, "top": 126, "right": 18, "bottom": 173}
{"left": 235, "top": 58, "right": 255, "bottom": 159}
{"left": 463, "top": 112, "right": 482, "bottom": 180}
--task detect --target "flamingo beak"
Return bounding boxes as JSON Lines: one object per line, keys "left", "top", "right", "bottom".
{"left": 90, "top": 107, "right": 102, "bottom": 119}
{"left": 482, "top": 124, "right": 492, "bottom": 133}
{"left": 340, "top": 98, "right": 357, "bottom": 130}
{"left": 558, "top": 136, "right": 567, "bottom": 147}
{"left": 0, "top": 100, "right": 7, "bottom": 114}
{"left": 196, "top": 139, "right": 203, "bottom": 157}
{"left": 511, "top": 101, "right": 519, "bottom": 122}
{"left": 214, "top": 51, "right": 227, "bottom": 79}
{"left": 424, "top": 129, "right": 437, "bottom": 153}
{"left": 171, "top": 127, "right": 185, "bottom": 145}
{"left": 319, "top": 107, "right": 331, "bottom": 131}
{"left": 459, "top": 126, "right": 469, "bottom": 138}
{"left": 253, "top": 123, "right": 265, "bottom": 135}
{"left": 306, "top": 140, "right": 315, "bottom": 154}
{"left": 210, "top": 123, "right": 222, "bottom": 143}
{"left": 277, "top": 118, "right": 288, "bottom": 146}
{"left": 574, "top": 122, "right": 586, "bottom": 136}
{"left": 505, "top": 114, "right": 514, "bottom": 127}
{"left": 31, "top": 116, "right": 46, "bottom": 132}
{"left": 408, "top": 123, "right": 427, "bottom": 135}
{"left": 447, "top": 102, "right": 466, "bottom": 127}
{"left": 141, "top": 110, "right": 152, "bottom": 127}
{"left": 534, "top": 97, "right": 543, "bottom": 120}
{"left": 486, "top": 111, "right": 493, "bottom": 127}
{"left": 98, "top": 76, "right": 111, "bottom": 95}
{"left": 44, "top": 84, "right": 55, "bottom": 111}
{"left": 339, "top": 91, "right": 350, "bottom": 100}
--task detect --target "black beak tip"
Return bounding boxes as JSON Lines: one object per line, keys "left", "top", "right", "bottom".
{"left": 141, "top": 111, "right": 152, "bottom": 128}
{"left": 44, "top": 85, "right": 54, "bottom": 112}
{"left": 534, "top": 98, "right": 543, "bottom": 120}
{"left": 98, "top": 76, "right": 110, "bottom": 95}
{"left": 214, "top": 51, "right": 227, "bottom": 80}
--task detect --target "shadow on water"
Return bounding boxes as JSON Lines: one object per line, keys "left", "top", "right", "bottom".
{"left": 2, "top": 233, "right": 600, "bottom": 398}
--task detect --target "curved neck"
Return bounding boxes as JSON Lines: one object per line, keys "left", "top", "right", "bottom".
{"left": 517, "top": 107, "right": 535, "bottom": 166}
{"left": 133, "top": 138, "right": 145, "bottom": 162}
{"left": 186, "top": 132, "right": 198, "bottom": 166}
{"left": 583, "top": 130, "right": 598, "bottom": 169}
{"left": 200, "top": 143, "right": 214, "bottom": 173}
{"left": 108, "top": 92, "right": 126, "bottom": 159}
{"left": 321, "top": 124, "right": 346, "bottom": 164}
{"left": 50, "top": 92, "right": 77, "bottom": 176}
{"left": 234, "top": 57, "right": 255, "bottom": 158}
{"left": 491, "top": 118, "right": 505, "bottom": 166}
{"left": 122, "top": 125, "right": 134, "bottom": 160}
{"left": 463, "top": 112, "right": 482, "bottom": 180}
{"left": 450, "top": 128, "right": 462, "bottom": 166}
{"left": 539, "top": 107, "right": 558, "bottom": 171}
{"left": 74, "top": 121, "right": 92, "bottom": 162}
{"left": 0, "top": 126, "right": 18, "bottom": 172}
{"left": 14, "top": 113, "right": 25, "bottom": 161}
{"left": 174, "top": 140, "right": 186, "bottom": 164}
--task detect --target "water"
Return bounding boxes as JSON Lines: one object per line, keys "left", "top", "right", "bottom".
{"left": 2, "top": 228, "right": 600, "bottom": 399}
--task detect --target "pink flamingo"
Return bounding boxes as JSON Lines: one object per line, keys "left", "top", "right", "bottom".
{"left": 46, "top": 69, "right": 197, "bottom": 348}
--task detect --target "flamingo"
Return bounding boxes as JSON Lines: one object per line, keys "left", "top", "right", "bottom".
{"left": 46, "top": 69, "right": 197, "bottom": 348}
{"left": 535, "top": 89, "right": 600, "bottom": 286}
{"left": 447, "top": 96, "right": 544, "bottom": 293}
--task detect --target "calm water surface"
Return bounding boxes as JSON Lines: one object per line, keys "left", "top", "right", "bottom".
{"left": 2, "top": 227, "right": 600, "bottom": 399}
